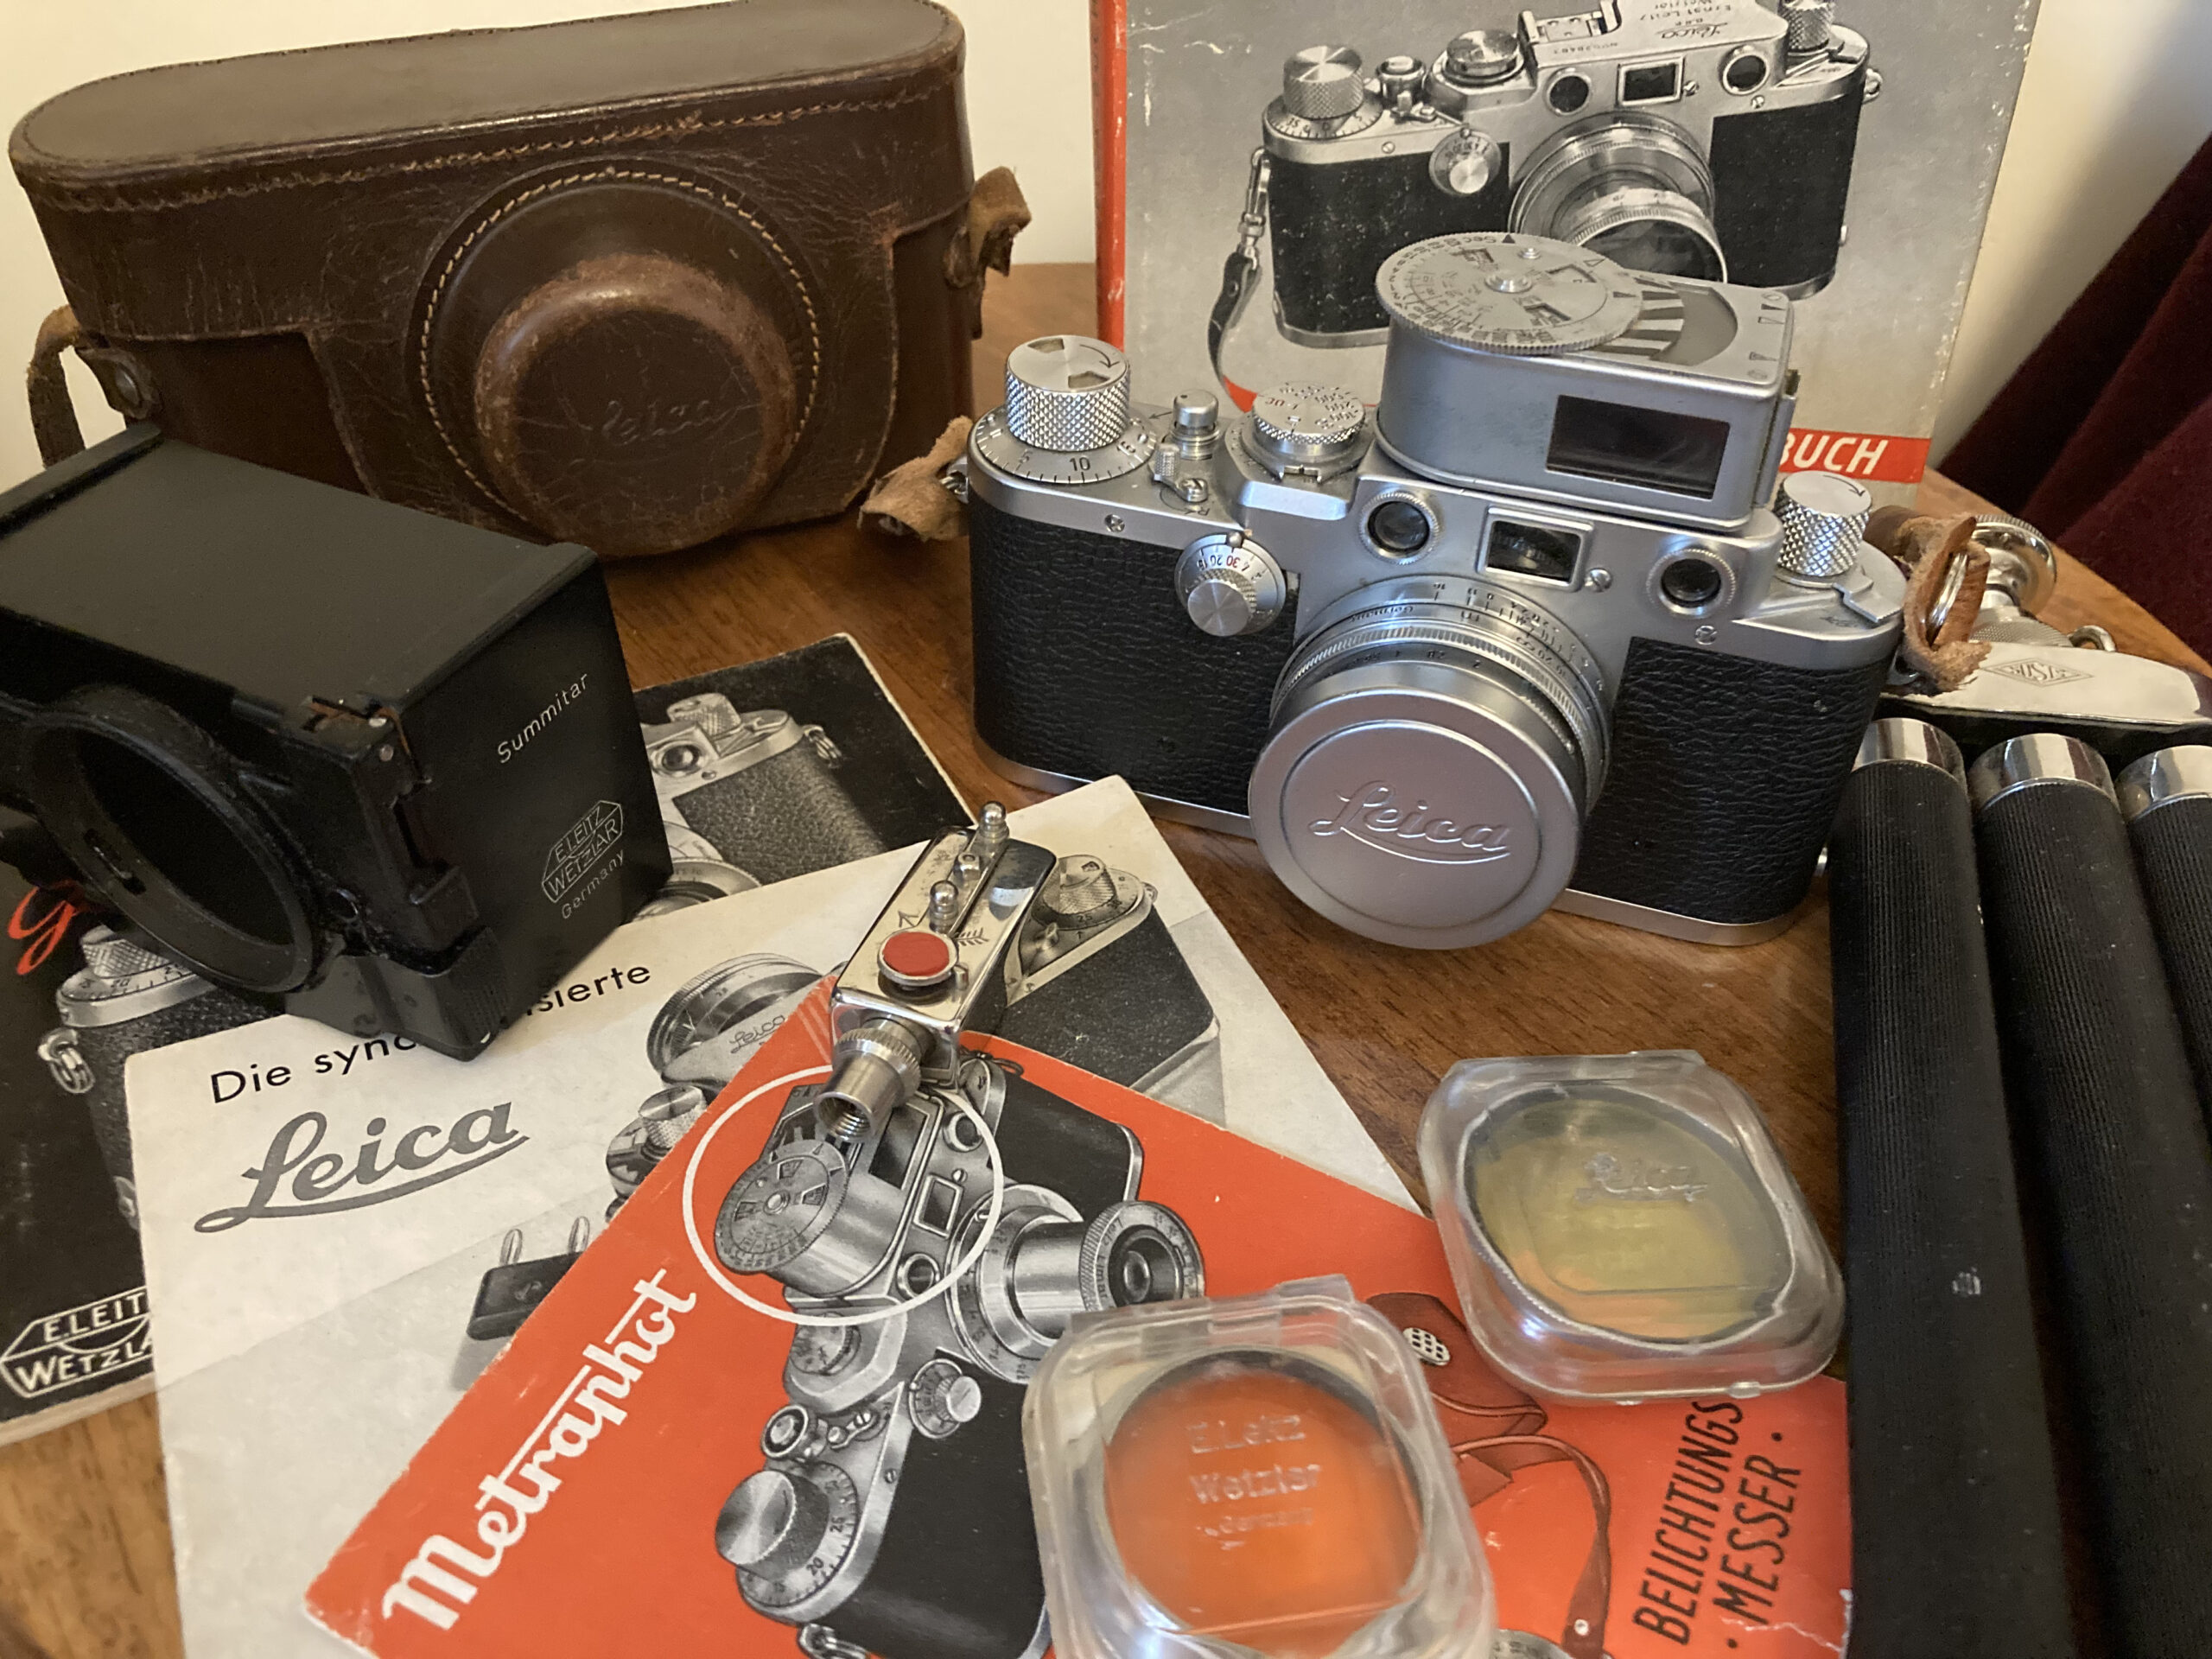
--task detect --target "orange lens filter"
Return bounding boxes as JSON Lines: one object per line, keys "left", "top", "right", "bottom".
{"left": 1102, "top": 1355, "right": 1424, "bottom": 1658}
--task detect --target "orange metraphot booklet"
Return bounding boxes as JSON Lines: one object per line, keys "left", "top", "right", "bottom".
{"left": 306, "top": 982, "right": 1847, "bottom": 1658}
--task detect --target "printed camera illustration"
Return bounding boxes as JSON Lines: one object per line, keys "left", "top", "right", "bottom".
{"left": 38, "top": 926, "right": 268, "bottom": 1224}
{"left": 606, "top": 953, "right": 823, "bottom": 1217}
{"left": 965, "top": 232, "right": 1909, "bottom": 949}
{"left": 1233, "top": 0, "right": 1877, "bottom": 357}
{"left": 642, "top": 696, "right": 886, "bottom": 897}
{"left": 1000, "top": 855, "right": 1224, "bottom": 1121}
{"left": 607, "top": 849, "right": 1227, "bottom": 1217}
{"left": 710, "top": 1058, "right": 1203, "bottom": 1659}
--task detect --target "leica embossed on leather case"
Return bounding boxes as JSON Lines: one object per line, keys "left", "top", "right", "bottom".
{"left": 12, "top": 0, "right": 1023, "bottom": 557}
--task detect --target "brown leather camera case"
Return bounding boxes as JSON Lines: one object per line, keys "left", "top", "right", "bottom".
{"left": 11, "top": 1, "right": 1013, "bottom": 556}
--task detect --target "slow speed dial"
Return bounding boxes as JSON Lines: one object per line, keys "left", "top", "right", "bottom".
{"left": 717, "top": 1462, "right": 861, "bottom": 1609}
{"left": 976, "top": 334, "right": 1154, "bottom": 484}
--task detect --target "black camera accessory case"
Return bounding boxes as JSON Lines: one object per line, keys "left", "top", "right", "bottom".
{"left": 1970, "top": 733, "right": 2212, "bottom": 1658}
{"left": 0, "top": 429, "right": 670, "bottom": 1058}
{"left": 1827, "top": 721, "right": 2074, "bottom": 1659}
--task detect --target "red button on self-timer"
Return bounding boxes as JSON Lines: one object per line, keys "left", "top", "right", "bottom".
{"left": 879, "top": 929, "right": 955, "bottom": 990}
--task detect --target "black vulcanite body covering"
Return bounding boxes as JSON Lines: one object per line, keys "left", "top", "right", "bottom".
{"left": 1975, "top": 776, "right": 2212, "bottom": 1657}
{"left": 1827, "top": 758, "right": 2074, "bottom": 1658}
{"left": 2126, "top": 793, "right": 2212, "bottom": 1130}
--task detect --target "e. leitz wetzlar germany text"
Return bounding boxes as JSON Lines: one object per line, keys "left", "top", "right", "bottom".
{"left": 1, "top": 1289, "right": 151, "bottom": 1401}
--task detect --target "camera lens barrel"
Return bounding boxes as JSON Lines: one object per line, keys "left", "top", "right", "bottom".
{"left": 1248, "top": 577, "right": 1605, "bottom": 949}
{"left": 1510, "top": 114, "right": 1726, "bottom": 284}
{"left": 1827, "top": 721, "right": 2074, "bottom": 1657}
{"left": 1969, "top": 733, "right": 2212, "bottom": 1656}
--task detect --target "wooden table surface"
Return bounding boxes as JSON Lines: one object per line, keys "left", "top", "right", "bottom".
{"left": 3, "top": 263, "right": 2203, "bottom": 1659}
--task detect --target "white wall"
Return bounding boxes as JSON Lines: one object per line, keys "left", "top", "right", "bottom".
{"left": 1933, "top": 0, "right": 2212, "bottom": 458}
{"left": 0, "top": 0, "right": 2203, "bottom": 489}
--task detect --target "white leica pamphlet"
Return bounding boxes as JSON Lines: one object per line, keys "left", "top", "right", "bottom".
{"left": 124, "top": 779, "right": 1404, "bottom": 1658}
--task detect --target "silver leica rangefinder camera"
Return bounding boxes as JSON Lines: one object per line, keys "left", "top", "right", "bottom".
{"left": 1239, "top": 0, "right": 1876, "bottom": 353}
{"left": 963, "top": 232, "right": 1907, "bottom": 947}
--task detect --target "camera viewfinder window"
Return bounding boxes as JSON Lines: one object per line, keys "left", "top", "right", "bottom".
{"left": 1547, "top": 396, "right": 1730, "bottom": 499}
{"left": 1619, "top": 61, "right": 1681, "bottom": 104}
{"left": 1485, "top": 520, "right": 1584, "bottom": 584}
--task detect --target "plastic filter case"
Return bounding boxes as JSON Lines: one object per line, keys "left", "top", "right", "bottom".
{"left": 1023, "top": 1277, "right": 1497, "bottom": 1659}
{"left": 1419, "top": 1052, "right": 1841, "bottom": 1403}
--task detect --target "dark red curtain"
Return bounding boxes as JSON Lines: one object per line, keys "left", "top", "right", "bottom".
{"left": 1942, "top": 135, "right": 2212, "bottom": 659}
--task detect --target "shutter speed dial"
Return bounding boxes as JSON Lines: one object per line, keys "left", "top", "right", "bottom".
{"left": 976, "top": 334, "right": 1153, "bottom": 485}
{"left": 1176, "top": 531, "right": 1287, "bottom": 638}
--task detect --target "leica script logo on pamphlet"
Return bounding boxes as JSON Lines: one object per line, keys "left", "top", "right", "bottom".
{"left": 194, "top": 1103, "right": 527, "bottom": 1233}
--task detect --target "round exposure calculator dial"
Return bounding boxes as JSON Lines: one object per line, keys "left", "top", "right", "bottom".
{"left": 976, "top": 334, "right": 1154, "bottom": 485}
{"left": 1376, "top": 233, "right": 1647, "bottom": 356}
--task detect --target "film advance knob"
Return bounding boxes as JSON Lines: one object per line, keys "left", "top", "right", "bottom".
{"left": 1775, "top": 472, "right": 1873, "bottom": 582}
{"left": 1281, "top": 46, "right": 1367, "bottom": 121}
{"left": 1001, "top": 335, "right": 1134, "bottom": 454}
{"left": 1176, "top": 532, "right": 1287, "bottom": 638}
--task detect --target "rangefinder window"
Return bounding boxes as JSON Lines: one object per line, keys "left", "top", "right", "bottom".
{"left": 1485, "top": 519, "right": 1584, "bottom": 584}
{"left": 1619, "top": 60, "right": 1681, "bottom": 105}
{"left": 1547, "top": 395, "right": 1731, "bottom": 499}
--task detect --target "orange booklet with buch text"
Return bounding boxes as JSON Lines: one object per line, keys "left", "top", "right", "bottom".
{"left": 306, "top": 982, "right": 1848, "bottom": 1658}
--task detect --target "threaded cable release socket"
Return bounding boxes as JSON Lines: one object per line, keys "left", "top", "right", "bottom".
{"left": 817, "top": 1017, "right": 926, "bottom": 1143}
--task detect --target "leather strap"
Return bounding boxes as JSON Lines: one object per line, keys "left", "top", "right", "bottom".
{"left": 1446, "top": 1429, "right": 1613, "bottom": 1659}
{"left": 947, "top": 167, "right": 1031, "bottom": 338}
{"left": 27, "top": 305, "right": 86, "bottom": 466}
{"left": 1369, "top": 1292, "right": 1611, "bottom": 1659}
{"left": 1207, "top": 148, "right": 1270, "bottom": 387}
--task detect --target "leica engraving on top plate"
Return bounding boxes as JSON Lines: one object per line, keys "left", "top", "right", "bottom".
{"left": 1308, "top": 783, "right": 1516, "bottom": 864}
{"left": 1983, "top": 658, "right": 2091, "bottom": 687}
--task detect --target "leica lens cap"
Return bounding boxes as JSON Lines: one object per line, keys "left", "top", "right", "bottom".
{"left": 1281, "top": 723, "right": 1542, "bottom": 929}
{"left": 1249, "top": 685, "right": 1584, "bottom": 950}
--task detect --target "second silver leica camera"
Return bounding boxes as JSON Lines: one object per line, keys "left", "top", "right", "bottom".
{"left": 963, "top": 232, "right": 1907, "bottom": 947}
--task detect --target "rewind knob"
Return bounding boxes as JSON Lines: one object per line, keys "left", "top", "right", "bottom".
{"left": 1003, "top": 336, "right": 1133, "bottom": 453}
{"left": 977, "top": 334, "right": 1153, "bottom": 485}
{"left": 1775, "top": 472, "right": 1873, "bottom": 582}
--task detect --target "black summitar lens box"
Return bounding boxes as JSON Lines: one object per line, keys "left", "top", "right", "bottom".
{"left": 0, "top": 429, "right": 669, "bottom": 1058}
